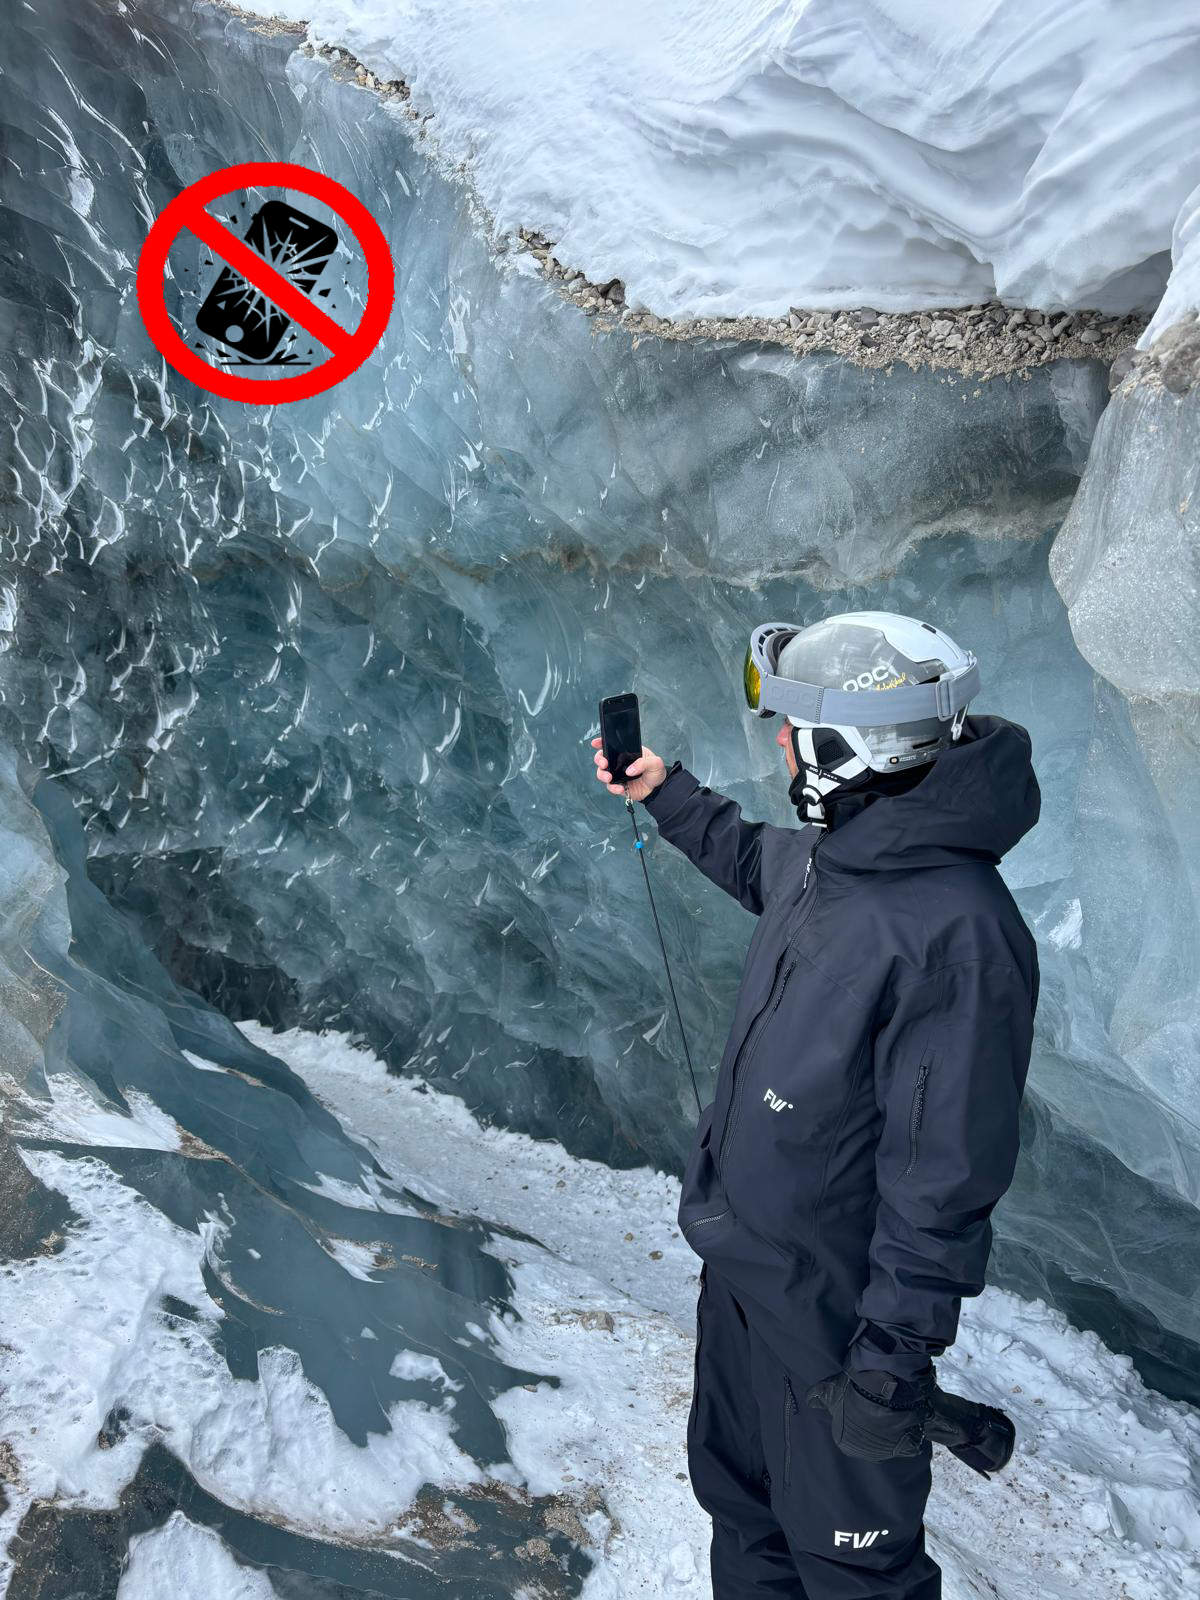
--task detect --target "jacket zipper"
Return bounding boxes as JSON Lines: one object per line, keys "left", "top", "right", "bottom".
{"left": 717, "top": 836, "right": 823, "bottom": 1171}
{"left": 802, "top": 843, "right": 815, "bottom": 894}
{"left": 688, "top": 1269, "right": 707, "bottom": 1433}
{"left": 784, "top": 1376, "right": 793, "bottom": 1484}
{"left": 902, "top": 1054, "right": 931, "bottom": 1177}
{"left": 717, "top": 952, "right": 794, "bottom": 1168}
{"left": 799, "top": 829, "right": 823, "bottom": 904}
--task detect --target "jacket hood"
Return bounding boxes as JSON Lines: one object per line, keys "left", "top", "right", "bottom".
{"left": 816, "top": 713, "right": 1040, "bottom": 874}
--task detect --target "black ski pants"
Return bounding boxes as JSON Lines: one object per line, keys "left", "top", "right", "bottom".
{"left": 687, "top": 1263, "right": 941, "bottom": 1598}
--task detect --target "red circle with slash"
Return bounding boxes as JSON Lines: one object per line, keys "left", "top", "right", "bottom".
{"left": 137, "top": 161, "right": 394, "bottom": 403}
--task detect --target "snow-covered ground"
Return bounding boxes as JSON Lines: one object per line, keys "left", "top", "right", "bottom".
{"left": 4, "top": 1023, "right": 1199, "bottom": 1596}
{"left": 258, "top": 1025, "right": 1200, "bottom": 1599}
{"left": 248, "top": 0, "right": 1200, "bottom": 324}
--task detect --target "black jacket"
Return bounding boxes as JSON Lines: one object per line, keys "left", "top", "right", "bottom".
{"left": 643, "top": 713, "right": 1040, "bottom": 1382}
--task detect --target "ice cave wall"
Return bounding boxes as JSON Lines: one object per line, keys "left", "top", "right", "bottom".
{"left": 1, "top": 0, "right": 1199, "bottom": 1412}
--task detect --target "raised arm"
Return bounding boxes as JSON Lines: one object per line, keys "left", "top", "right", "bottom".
{"left": 592, "top": 739, "right": 777, "bottom": 915}
{"left": 640, "top": 760, "right": 773, "bottom": 915}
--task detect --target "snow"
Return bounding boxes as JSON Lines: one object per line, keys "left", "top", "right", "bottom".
{"left": 0, "top": 1146, "right": 486, "bottom": 1562}
{"left": 117, "top": 1513, "right": 277, "bottom": 1600}
{"left": 1141, "top": 181, "right": 1200, "bottom": 345}
{"left": 28, "top": 1072, "right": 183, "bottom": 1151}
{"left": 249, "top": 0, "right": 1200, "bottom": 322}
{"left": 255, "top": 1023, "right": 1200, "bottom": 1600}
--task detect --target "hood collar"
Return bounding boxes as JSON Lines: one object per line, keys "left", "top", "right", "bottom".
{"left": 814, "top": 714, "right": 1040, "bottom": 874}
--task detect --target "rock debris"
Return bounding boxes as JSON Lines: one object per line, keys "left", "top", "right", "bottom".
{"left": 517, "top": 229, "right": 1146, "bottom": 381}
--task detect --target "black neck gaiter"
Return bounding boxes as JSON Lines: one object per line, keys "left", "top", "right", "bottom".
{"left": 789, "top": 761, "right": 933, "bottom": 831}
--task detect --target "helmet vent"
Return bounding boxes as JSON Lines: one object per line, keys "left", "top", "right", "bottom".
{"left": 814, "top": 730, "right": 851, "bottom": 766}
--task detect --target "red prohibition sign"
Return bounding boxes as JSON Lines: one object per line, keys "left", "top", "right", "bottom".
{"left": 137, "top": 161, "right": 394, "bottom": 403}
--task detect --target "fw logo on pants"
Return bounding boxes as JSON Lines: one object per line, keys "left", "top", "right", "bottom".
{"left": 834, "top": 1529, "right": 888, "bottom": 1548}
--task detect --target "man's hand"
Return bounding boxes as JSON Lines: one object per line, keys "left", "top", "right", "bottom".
{"left": 805, "top": 1365, "right": 935, "bottom": 1461}
{"left": 591, "top": 737, "right": 667, "bottom": 804}
{"left": 924, "top": 1387, "right": 1016, "bottom": 1478}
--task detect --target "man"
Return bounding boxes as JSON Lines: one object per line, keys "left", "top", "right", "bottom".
{"left": 592, "top": 611, "right": 1040, "bottom": 1598}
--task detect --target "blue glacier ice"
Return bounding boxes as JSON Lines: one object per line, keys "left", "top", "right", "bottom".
{"left": 2, "top": 0, "right": 1200, "bottom": 1583}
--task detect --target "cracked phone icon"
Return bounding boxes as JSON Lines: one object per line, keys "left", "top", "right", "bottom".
{"left": 194, "top": 200, "right": 337, "bottom": 363}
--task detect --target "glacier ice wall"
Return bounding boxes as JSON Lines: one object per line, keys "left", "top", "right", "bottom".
{"left": 1, "top": 0, "right": 1199, "bottom": 1437}
{"left": 1037, "top": 332, "right": 1200, "bottom": 1406}
{"left": 251, "top": 0, "right": 1200, "bottom": 320}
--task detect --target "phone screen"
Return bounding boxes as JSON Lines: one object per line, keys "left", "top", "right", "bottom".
{"left": 601, "top": 695, "right": 641, "bottom": 783}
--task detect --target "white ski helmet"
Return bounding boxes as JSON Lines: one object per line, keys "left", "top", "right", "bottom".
{"left": 743, "top": 611, "right": 980, "bottom": 826}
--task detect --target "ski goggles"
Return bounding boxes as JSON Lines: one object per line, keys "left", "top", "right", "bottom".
{"left": 743, "top": 622, "right": 980, "bottom": 727}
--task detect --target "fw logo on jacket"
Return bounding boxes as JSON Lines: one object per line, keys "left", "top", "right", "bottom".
{"left": 834, "top": 1529, "right": 888, "bottom": 1548}
{"left": 763, "top": 1087, "right": 793, "bottom": 1113}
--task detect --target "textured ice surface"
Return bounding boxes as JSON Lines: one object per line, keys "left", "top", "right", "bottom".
{"left": 251, "top": 0, "right": 1200, "bottom": 320}
{"left": 1048, "top": 362, "right": 1200, "bottom": 1251}
{"left": 2, "top": 0, "right": 1200, "bottom": 1511}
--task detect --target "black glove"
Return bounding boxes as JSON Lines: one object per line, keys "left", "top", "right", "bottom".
{"left": 805, "top": 1365, "right": 935, "bottom": 1461}
{"left": 808, "top": 1365, "right": 1018, "bottom": 1476}
{"left": 926, "top": 1386, "right": 1016, "bottom": 1478}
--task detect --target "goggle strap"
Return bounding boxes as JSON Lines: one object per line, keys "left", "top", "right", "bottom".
{"left": 760, "top": 660, "right": 979, "bottom": 728}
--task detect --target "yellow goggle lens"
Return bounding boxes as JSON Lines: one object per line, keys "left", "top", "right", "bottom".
{"left": 743, "top": 648, "right": 762, "bottom": 711}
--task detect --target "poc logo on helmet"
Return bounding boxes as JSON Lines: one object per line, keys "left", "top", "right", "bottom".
{"left": 842, "top": 660, "right": 905, "bottom": 692}
{"left": 834, "top": 1529, "right": 888, "bottom": 1548}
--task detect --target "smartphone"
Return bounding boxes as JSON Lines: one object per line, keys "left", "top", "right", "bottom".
{"left": 195, "top": 200, "right": 338, "bottom": 362}
{"left": 599, "top": 692, "right": 642, "bottom": 785}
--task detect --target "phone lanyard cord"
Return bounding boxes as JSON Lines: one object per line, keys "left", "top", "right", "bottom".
{"left": 624, "top": 792, "right": 703, "bottom": 1117}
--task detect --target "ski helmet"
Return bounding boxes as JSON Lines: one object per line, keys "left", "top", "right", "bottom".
{"left": 743, "top": 611, "right": 980, "bottom": 827}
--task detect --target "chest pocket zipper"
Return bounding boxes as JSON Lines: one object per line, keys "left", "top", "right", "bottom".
{"left": 902, "top": 1051, "right": 933, "bottom": 1178}
{"left": 682, "top": 1208, "right": 731, "bottom": 1241}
